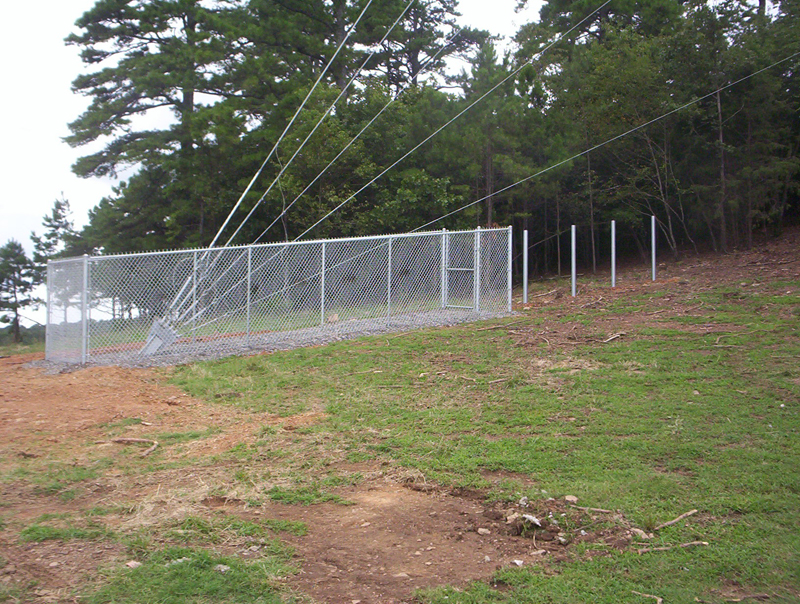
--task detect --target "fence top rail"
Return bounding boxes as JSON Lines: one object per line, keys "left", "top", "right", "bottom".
{"left": 47, "top": 226, "right": 511, "bottom": 265}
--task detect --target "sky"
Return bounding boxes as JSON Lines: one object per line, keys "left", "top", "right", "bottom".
{"left": 0, "top": 0, "right": 541, "bottom": 258}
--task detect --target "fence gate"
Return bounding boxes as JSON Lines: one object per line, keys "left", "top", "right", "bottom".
{"left": 442, "top": 229, "right": 482, "bottom": 311}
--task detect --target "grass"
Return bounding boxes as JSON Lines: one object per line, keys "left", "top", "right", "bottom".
{"left": 168, "top": 278, "right": 800, "bottom": 602}
{"left": 267, "top": 484, "right": 350, "bottom": 506}
{"left": 84, "top": 546, "right": 296, "bottom": 604}
{"left": 20, "top": 520, "right": 113, "bottom": 542}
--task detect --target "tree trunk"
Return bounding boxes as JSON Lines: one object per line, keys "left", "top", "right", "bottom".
{"left": 587, "top": 152, "right": 596, "bottom": 274}
{"left": 556, "top": 193, "right": 562, "bottom": 277}
{"left": 716, "top": 90, "right": 728, "bottom": 253}
{"left": 746, "top": 114, "right": 753, "bottom": 249}
{"left": 485, "top": 141, "right": 494, "bottom": 226}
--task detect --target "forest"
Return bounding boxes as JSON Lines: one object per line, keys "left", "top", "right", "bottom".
{"left": 53, "top": 0, "right": 800, "bottom": 272}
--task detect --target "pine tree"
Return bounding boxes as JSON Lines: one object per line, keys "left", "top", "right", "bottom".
{"left": 0, "top": 241, "right": 37, "bottom": 344}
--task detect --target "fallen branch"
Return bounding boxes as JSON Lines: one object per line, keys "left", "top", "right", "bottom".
{"left": 654, "top": 508, "right": 698, "bottom": 531}
{"left": 638, "top": 540, "right": 708, "bottom": 554}
{"left": 476, "top": 319, "right": 527, "bottom": 332}
{"left": 632, "top": 591, "right": 664, "bottom": 604}
{"left": 569, "top": 505, "right": 614, "bottom": 513}
{"left": 603, "top": 332, "right": 626, "bottom": 343}
{"left": 531, "top": 289, "right": 558, "bottom": 298}
{"left": 647, "top": 309, "right": 668, "bottom": 316}
{"left": 111, "top": 438, "right": 159, "bottom": 457}
{"left": 488, "top": 378, "right": 509, "bottom": 385}
{"left": 723, "top": 594, "right": 771, "bottom": 602}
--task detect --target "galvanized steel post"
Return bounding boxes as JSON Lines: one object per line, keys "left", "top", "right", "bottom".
{"left": 81, "top": 254, "right": 89, "bottom": 364}
{"left": 320, "top": 242, "right": 326, "bottom": 326}
{"left": 522, "top": 229, "right": 529, "bottom": 304}
{"left": 246, "top": 246, "right": 252, "bottom": 341}
{"left": 651, "top": 215, "right": 657, "bottom": 281}
{"left": 192, "top": 250, "right": 197, "bottom": 343}
{"left": 507, "top": 226, "right": 513, "bottom": 312}
{"left": 440, "top": 229, "right": 448, "bottom": 308}
{"left": 611, "top": 220, "right": 616, "bottom": 288}
{"left": 474, "top": 227, "right": 482, "bottom": 312}
{"left": 571, "top": 225, "right": 577, "bottom": 297}
{"left": 387, "top": 237, "right": 393, "bottom": 317}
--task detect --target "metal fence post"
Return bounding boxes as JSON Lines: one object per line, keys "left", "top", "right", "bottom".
{"left": 571, "top": 225, "right": 577, "bottom": 298}
{"left": 651, "top": 215, "right": 657, "bottom": 281}
{"left": 192, "top": 250, "right": 197, "bottom": 342}
{"left": 387, "top": 237, "right": 393, "bottom": 317}
{"left": 440, "top": 229, "right": 447, "bottom": 309}
{"left": 246, "top": 246, "right": 252, "bottom": 341}
{"left": 507, "top": 226, "right": 513, "bottom": 312}
{"left": 320, "top": 242, "right": 326, "bottom": 326}
{"left": 474, "top": 227, "right": 482, "bottom": 312}
{"left": 522, "top": 229, "right": 529, "bottom": 304}
{"left": 611, "top": 220, "right": 616, "bottom": 288}
{"left": 81, "top": 254, "right": 89, "bottom": 364}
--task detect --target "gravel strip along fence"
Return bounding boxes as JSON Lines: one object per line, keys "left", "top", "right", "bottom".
{"left": 35, "top": 308, "right": 511, "bottom": 371}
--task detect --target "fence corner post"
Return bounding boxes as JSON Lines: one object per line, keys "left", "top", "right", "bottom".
{"left": 507, "top": 226, "right": 513, "bottom": 312}
{"left": 320, "top": 241, "right": 327, "bottom": 326}
{"left": 81, "top": 254, "right": 89, "bottom": 364}
{"left": 440, "top": 229, "right": 447, "bottom": 309}
{"left": 387, "top": 237, "right": 393, "bottom": 318}
{"left": 474, "top": 226, "right": 482, "bottom": 312}
{"left": 246, "top": 246, "right": 252, "bottom": 342}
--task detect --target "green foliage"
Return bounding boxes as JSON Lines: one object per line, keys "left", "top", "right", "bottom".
{"left": 0, "top": 240, "right": 37, "bottom": 344}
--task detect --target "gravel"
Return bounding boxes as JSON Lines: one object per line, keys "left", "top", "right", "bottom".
{"left": 35, "top": 308, "right": 512, "bottom": 371}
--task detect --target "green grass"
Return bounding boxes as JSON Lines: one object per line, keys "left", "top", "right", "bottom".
{"left": 84, "top": 546, "right": 296, "bottom": 604}
{"left": 267, "top": 484, "right": 350, "bottom": 506}
{"left": 20, "top": 521, "right": 113, "bottom": 542}
{"left": 0, "top": 341, "right": 45, "bottom": 357}
{"left": 169, "top": 281, "right": 800, "bottom": 602}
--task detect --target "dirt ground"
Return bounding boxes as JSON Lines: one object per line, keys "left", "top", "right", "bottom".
{"left": 1, "top": 230, "right": 798, "bottom": 603}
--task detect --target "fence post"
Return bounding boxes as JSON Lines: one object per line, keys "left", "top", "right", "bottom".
{"left": 611, "top": 220, "right": 616, "bottom": 288}
{"left": 387, "top": 237, "right": 393, "bottom": 317}
{"left": 440, "top": 229, "right": 447, "bottom": 309}
{"left": 192, "top": 250, "right": 197, "bottom": 343}
{"left": 474, "top": 226, "right": 482, "bottom": 312}
{"left": 81, "top": 254, "right": 89, "bottom": 364}
{"left": 571, "top": 225, "right": 577, "bottom": 298}
{"left": 246, "top": 246, "right": 252, "bottom": 342}
{"left": 651, "top": 215, "right": 657, "bottom": 281}
{"left": 522, "top": 229, "right": 529, "bottom": 304}
{"left": 320, "top": 242, "right": 326, "bottom": 326}
{"left": 507, "top": 226, "right": 513, "bottom": 312}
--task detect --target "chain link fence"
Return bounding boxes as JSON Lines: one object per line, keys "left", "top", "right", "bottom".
{"left": 46, "top": 227, "right": 512, "bottom": 366}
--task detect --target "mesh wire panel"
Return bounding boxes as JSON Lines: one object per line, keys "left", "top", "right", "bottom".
{"left": 45, "top": 228, "right": 511, "bottom": 365}
{"left": 45, "top": 258, "right": 86, "bottom": 363}
{"left": 478, "top": 228, "right": 511, "bottom": 312}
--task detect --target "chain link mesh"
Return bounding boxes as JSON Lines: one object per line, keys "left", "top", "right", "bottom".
{"left": 46, "top": 228, "right": 511, "bottom": 366}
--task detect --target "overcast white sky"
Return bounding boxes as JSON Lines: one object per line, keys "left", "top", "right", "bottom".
{"left": 0, "top": 0, "right": 540, "bottom": 256}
